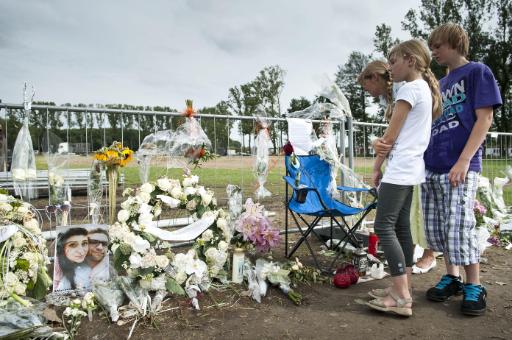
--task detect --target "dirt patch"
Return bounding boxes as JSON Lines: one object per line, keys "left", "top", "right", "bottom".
{"left": 73, "top": 241, "right": 512, "bottom": 340}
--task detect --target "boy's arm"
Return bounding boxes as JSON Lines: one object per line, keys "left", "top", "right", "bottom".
{"left": 448, "top": 107, "right": 493, "bottom": 187}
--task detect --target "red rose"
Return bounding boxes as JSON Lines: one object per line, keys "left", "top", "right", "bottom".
{"left": 283, "top": 142, "right": 294, "bottom": 156}
{"left": 333, "top": 273, "right": 352, "bottom": 288}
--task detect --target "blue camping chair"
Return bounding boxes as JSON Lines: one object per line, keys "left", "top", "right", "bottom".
{"left": 283, "top": 154, "right": 377, "bottom": 272}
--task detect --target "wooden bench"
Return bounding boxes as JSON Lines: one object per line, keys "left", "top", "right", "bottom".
{"left": 0, "top": 169, "right": 105, "bottom": 196}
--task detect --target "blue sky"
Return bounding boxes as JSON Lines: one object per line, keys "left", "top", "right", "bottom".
{"left": 0, "top": 0, "right": 418, "bottom": 111}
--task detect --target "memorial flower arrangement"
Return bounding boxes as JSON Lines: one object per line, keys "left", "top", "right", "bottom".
{"left": 233, "top": 198, "right": 281, "bottom": 252}
{"left": 94, "top": 141, "right": 134, "bottom": 224}
{"left": 0, "top": 191, "right": 51, "bottom": 303}
{"left": 62, "top": 293, "right": 96, "bottom": 340}
{"left": 109, "top": 173, "right": 232, "bottom": 310}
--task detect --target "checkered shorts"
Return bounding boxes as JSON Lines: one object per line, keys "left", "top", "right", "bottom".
{"left": 421, "top": 170, "right": 480, "bottom": 266}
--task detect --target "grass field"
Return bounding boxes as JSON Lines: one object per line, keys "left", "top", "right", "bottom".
{"left": 34, "top": 154, "right": 512, "bottom": 205}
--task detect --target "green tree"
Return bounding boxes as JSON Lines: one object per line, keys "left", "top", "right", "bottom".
{"left": 373, "top": 24, "right": 400, "bottom": 58}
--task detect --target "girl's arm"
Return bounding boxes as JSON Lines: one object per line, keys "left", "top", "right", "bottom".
{"left": 380, "top": 100, "right": 412, "bottom": 145}
{"left": 448, "top": 107, "right": 493, "bottom": 187}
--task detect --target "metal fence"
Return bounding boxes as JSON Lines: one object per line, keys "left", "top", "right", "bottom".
{"left": 0, "top": 103, "right": 510, "bottom": 226}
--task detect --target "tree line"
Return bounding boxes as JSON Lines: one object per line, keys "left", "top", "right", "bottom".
{"left": 1, "top": 1, "right": 510, "bottom": 158}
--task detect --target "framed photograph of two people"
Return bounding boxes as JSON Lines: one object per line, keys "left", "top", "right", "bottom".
{"left": 53, "top": 225, "right": 110, "bottom": 292}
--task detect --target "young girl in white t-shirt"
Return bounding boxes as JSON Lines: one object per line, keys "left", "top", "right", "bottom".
{"left": 358, "top": 61, "right": 438, "bottom": 275}
{"left": 365, "top": 39, "right": 442, "bottom": 317}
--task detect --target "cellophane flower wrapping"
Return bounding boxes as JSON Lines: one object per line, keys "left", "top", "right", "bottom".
{"left": 254, "top": 115, "right": 272, "bottom": 199}
{"left": 167, "top": 118, "right": 212, "bottom": 161}
{"left": 312, "top": 121, "right": 342, "bottom": 199}
{"left": 137, "top": 130, "right": 174, "bottom": 183}
{"left": 93, "top": 280, "right": 125, "bottom": 322}
{"left": 87, "top": 160, "right": 104, "bottom": 224}
{"left": 226, "top": 184, "right": 243, "bottom": 223}
{"left": 47, "top": 139, "right": 71, "bottom": 225}
{"left": 11, "top": 118, "right": 37, "bottom": 200}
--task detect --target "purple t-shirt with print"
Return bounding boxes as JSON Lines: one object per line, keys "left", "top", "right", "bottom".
{"left": 424, "top": 62, "right": 502, "bottom": 173}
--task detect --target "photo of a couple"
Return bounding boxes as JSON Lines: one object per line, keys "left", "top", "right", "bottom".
{"left": 53, "top": 226, "right": 110, "bottom": 292}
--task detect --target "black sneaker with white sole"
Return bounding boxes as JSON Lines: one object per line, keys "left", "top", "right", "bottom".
{"left": 461, "top": 284, "right": 487, "bottom": 316}
{"left": 426, "top": 274, "right": 463, "bottom": 302}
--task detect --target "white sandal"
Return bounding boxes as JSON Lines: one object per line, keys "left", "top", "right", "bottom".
{"left": 366, "top": 291, "right": 413, "bottom": 317}
{"left": 412, "top": 259, "right": 436, "bottom": 274}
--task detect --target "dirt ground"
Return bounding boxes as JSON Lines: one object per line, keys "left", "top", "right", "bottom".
{"left": 29, "top": 160, "right": 510, "bottom": 340}
{"left": 74, "top": 242, "right": 511, "bottom": 340}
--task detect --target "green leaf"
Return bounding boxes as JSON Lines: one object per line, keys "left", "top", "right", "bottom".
{"left": 16, "top": 258, "right": 30, "bottom": 271}
{"left": 114, "top": 247, "right": 130, "bottom": 271}
{"left": 165, "top": 277, "right": 185, "bottom": 296}
{"left": 30, "top": 267, "right": 52, "bottom": 300}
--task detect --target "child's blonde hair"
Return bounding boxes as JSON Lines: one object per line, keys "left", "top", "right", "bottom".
{"left": 357, "top": 60, "right": 394, "bottom": 121}
{"left": 389, "top": 39, "right": 442, "bottom": 119}
{"left": 428, "top": 22, "right": 469, "bottom": 57}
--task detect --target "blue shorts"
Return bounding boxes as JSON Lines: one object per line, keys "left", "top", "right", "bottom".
{"left": 421, "top": 170, "right": 480, "bottom": 266}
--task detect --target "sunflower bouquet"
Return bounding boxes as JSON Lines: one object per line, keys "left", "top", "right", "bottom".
{"left": 94, "top": 142, "right": 134, "bottom": 225}
{"left": 94, "top": 141, "right": 134, "bottom": 168}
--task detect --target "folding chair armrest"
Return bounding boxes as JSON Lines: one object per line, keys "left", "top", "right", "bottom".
{"left": 283, "top": 176, "right": 316, "bottom": 192}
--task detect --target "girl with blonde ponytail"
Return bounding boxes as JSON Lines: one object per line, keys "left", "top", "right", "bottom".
{"left": 357, "top": 60, "right": 397, "bottom": 121}
{"left": 366, "top": 39, "right": 439, "bottom": 317}
{"left": 359, "top": 59, "right": 438, "bottom": 277}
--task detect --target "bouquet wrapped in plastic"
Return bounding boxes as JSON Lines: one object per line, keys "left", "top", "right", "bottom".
{"left": 286, "top": 82, "right": 351, "bottom": 120}
{"left": 226, "top": 184, "right": 243, "bottom": 221}
{"left": 167, "top": 100, "right": 214, "bottom": 169}
{"left": 137, "top": 130, "right": 174, "bottom": 183}
{"left": 46, "top": 133, "right": 71, "bottom": 225}
{"left": 253, "top": 111, "right": 272, "bottom": 199}
{"left": 93, "top": 280, "right": 125, "bottom": 322}
{"left": 11, "top": 83, "right": 37, "bottom": 199}
{"left": 87, "top": 160, "right": 104, "bottom": 224}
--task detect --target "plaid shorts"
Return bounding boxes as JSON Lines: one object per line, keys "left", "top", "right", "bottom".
{"left": 421, "top": 170, "right": 480, "bottom": 266}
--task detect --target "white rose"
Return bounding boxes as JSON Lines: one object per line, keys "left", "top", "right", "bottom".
{"left": 141, "top": 251, "right": 158, "bottom": 268}
{"left": 205, "top": 247, "right": 218, "bottom": 260}
{"left": 182, "top": 177, "right": 193, "bottom": 188}
{"left": 140, "top": 183, "right": 155, "bottom": 194}
{"left": 292, "top": 264, "right": 299, "bottom": 271}
{"left": 175, "top": 271, "right": 187, "bottom": 285}
{"left": 138, "top": 203, "right": 153, "bottom": 215}
{"left": 184, "top": 187, "right": 197, "bottom": 196}
{"left": 120, "top": 197, "right": 134, "bottom": 210}
{"left": 157, "top": 195, "right": 180, "bottom": 208}
{"left": 216, "top": 218, "right": 228, "bottom": 230}
{"left": 170, "top": 187, "right": 183, "bottom": 199}
{"left": 13, "top": 234, "right": 27, "bottom": 248}
{"left": 218, "top": 241, "right": 229, "bottom": 252}
{"left": 129, "top": 253, "right": 142, "bottom": 268}
{"left": 126, "top": 234, "right": 150, "bottom": 253}
{"left": 138, "top": 192, "right": 151, "bottom": 204}
{"left": 117, "top": 209, "right": 130, "bottom": 223}
{"left": 201, "top": 229, "right": 214, "bottom": 242}
{"left": 138, "top": 213, "right": 154, "bottom": 226}
{"left": 23, "top": 218, "right": 40, "bottom": 234}
{"left": 16, "top": 205, "right": 29, "bottom": 215}
{"left": 156, "top": 178, "right": 172, "bottom": 192}
{"left": 139, "top": 279, "right": 152, "bottom": 290}
{"left": 0, "top": 203, "right": 13, "bottom": 212}
{"left": 155, "top": 255, "right": 170, "bottom": 269}
{"left": 201, "top": 192, "right": 213, "bottom": 206}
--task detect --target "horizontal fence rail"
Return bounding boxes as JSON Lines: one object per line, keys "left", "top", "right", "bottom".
{"left": 0, "top": 103, "right": 510, "bottom": 229}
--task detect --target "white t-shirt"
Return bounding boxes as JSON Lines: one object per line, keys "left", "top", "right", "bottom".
{"left": 381, "top": 79, "right": 432, "bottom": 185}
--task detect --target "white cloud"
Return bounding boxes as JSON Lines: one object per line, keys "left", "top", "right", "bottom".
{"left": 0, "top": 0, "right": 419, "bottom": 110}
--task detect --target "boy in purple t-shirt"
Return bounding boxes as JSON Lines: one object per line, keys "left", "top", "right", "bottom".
{"left": 424, "top": 23, "right": 502, "bottom": 316}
